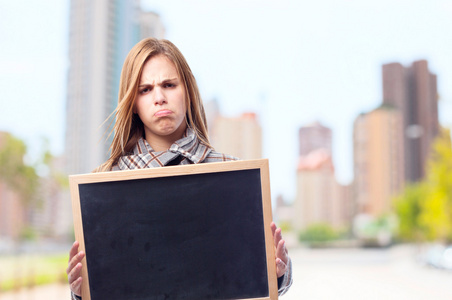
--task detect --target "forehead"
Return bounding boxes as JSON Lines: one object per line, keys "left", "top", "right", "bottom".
{"left": 140, "top": 54, "right": 179, "bottom": 83}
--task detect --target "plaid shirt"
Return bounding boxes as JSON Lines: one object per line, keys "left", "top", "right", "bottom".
{"left": 71, "top": 128, "right": 292, "bottom": 299}
{"left": 112, "top": 128, "right": 237, "bottom": 170}
{"left": 278, "top": 257, "right": 293, "bottom": 296}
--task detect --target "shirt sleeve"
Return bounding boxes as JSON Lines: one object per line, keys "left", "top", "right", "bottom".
{"left": 71, "top": 291, "right": 82, "bottom": 300}
{"left": 277, "top": 257, "right": 293, "bottom": 296}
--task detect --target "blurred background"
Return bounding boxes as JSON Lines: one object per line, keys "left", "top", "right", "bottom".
{"left": 1, "top": 0, "right": 452, "bottom": 299}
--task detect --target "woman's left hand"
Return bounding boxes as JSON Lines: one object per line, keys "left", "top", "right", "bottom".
{"left": 271, "top": 222, "right": 289, "bottom": 278}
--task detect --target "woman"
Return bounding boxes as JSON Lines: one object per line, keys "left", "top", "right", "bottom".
{"left": 67, "top": 38, "right": 292, "bottom": 299}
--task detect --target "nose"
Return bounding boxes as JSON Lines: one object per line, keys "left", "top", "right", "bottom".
{"left": 154, "top": 87, "right": 167, "bottom": 106}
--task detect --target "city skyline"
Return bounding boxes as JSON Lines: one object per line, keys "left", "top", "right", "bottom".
{"left": 1, "top": 0, "right": 452, "bottom": 201}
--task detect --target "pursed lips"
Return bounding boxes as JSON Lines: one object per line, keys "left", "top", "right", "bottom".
{"left": 154, "top": 109, "right": 173, "bottom": 117}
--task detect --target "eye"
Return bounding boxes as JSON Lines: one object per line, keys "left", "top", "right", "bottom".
{"left": 139, "top": 87, "right": 152, "bottom": 94}
{"left": 164, "top": 83, "right": 175, "bottom": 88}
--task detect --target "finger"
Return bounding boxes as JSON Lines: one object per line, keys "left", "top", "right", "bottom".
{"left": 276, "top": 239, "right": 289, "bottom": 264}
{"left": 276, "top": 257, "right": 288, "bottom": 278}
{"left": 69, "top": 241, "right": 79, "bottom": 262}
{"left": 270, "top": 222, "right": 277, "bottom": 238}
{"left": 70, "top": 276, "right": 83, "bottom": 295}
{"left": 274, "top": 227, "right": 283, "bottom": 249}
{"left": 68, "top": 262, "right": 83, "bottom": 284}
{"left": 67, "top": 250, "right": 84, "bottom": 274}
{"left": 67, "top": 250, "right": 85, "bottom": 274}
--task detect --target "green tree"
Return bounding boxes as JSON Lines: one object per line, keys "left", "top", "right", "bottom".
{"left": 0, "top": 133, "right": 40, "bottom": 206}
{"left": 394, "top": 128, "right": 452, "bottom": 242}
{"left": 394, "top": 182, "right": 426, "bottom": 241}
{"left": 299, "top": 223, "right": 339, "bottom": 244}
{"left": 418, "top": 128, "right": 452, "bottom": 242}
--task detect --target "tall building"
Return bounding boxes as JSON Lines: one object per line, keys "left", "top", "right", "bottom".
{"left": 65, "top": 1, "right": 165, "bottom": 174}
{"left": 293, "top": 123, "right": 351, "bottom": 230}
{"left": 210, "top": 112, "right": 262, "bottom": 160}
{"left": 294, "top": 150, "right": 349, "bottom": 230}
{"left": 298, "top": 121, "right": 332, "bottom": 156}
{"left": 382, "top": 60, "right": 439, "bottom": 182}
{"left": 353, "top": 106, "right": 404, "bottom": 216}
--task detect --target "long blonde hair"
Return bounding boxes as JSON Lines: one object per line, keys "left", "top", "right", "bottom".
{"left": 97, "top": 38, "right": 211, "bottom": 172}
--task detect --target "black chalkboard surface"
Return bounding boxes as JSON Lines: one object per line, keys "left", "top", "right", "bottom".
{"left": 69, "top": 159, "right": 278, "bottom": 300}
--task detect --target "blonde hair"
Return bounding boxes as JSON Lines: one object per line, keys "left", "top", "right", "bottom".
{"left": 97, "top": 38, "right": 211, "bottom": 172}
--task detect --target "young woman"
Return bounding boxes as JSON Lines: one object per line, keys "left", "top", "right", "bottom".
{"left": 66, "top": 38, "right": 292, "bottom": 299}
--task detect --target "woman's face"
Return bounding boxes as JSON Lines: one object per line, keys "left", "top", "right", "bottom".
{"left": 134, "top": 54, "right": 187, "bottom": 147}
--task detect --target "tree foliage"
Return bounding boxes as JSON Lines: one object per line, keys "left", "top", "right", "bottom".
{"left": 299, "top": 223, "right": 339, "bottom": 243}
{"left": 394, "top": 128, "right": 452, "bottom": 242}
{"left": 394, "top": 182, "right": 426, "bottom": 241}
{"left": 0, "top": 133, "right": 39, "bottom": 205}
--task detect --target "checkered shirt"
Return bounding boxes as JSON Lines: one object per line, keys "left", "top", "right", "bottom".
{"left": 112, "top": 128, "right": 237, "bottom": 170}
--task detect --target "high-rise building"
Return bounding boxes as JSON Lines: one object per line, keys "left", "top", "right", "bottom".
{"left": 293, "top": 122, "right": 351, "bottom": 230}
{"left": 382, "top": 60, "right": 439, "bottom": 182}
{"left": 294, "top": 149, "right": 348, "bottom": 230}
{"left": 298, "top": 121, "right": 332, "bottom": 156}
{"left": 353, "top": 106, "right": 404, "bottom": 216}
{"left": 65, "top": 1, "right": 165, "bottom": 174}
{"left": 210, "top": 112, "right": 262, "bottom": 160}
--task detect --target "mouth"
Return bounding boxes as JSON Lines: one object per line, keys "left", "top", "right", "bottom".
{"left": 154, "top": 109, "right": 173, "bottom": 117}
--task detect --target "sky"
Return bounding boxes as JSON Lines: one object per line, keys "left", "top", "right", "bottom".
{"left": 0, "top": 0, "right": 451, "bottom": 202}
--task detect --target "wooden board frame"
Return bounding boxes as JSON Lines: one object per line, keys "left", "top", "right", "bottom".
{"left": 69, "top": 159, "right": 278, "bottom": 300}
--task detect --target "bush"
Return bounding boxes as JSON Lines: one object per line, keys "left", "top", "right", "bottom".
{"left": 299, "top": 223, "right": 339, "bottom": 244}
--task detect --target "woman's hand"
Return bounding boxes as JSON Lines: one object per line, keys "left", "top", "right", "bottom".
{"left": 67, "top": 241, "right": 85, "bottom": 296}
{"left": 271, "top": 222, "right": 289, "bottom": 278}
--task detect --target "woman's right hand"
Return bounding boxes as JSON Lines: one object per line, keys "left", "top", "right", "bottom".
{"left": 67, "top": 241, "right": 85, "bottom": 296}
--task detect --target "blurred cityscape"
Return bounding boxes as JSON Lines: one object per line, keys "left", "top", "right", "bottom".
{"left": 1, "top": 0, "right": 452, "bottom": 299}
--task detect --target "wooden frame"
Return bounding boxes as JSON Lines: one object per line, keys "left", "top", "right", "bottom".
{"left": 70, "top": 159, "right": 278, "bottom": 300}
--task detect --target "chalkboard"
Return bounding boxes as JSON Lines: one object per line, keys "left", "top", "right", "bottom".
{"left": 69, "top": 159, "right": 278, "bottom": 300}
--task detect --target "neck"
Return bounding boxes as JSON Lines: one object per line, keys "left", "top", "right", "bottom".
{"left": 145, "top": 126, "right": 187, "bottom": 152}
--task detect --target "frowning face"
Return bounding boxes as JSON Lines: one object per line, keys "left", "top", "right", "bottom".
{"left": 134, "top": 54, "right": 187, "bottom": 149}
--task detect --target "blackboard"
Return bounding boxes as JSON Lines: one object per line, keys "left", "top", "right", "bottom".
{"left": 69, "top": 159, "right": 278, "bottom": 300}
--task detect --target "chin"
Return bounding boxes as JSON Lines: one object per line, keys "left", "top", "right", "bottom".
{"left": 157, "top": 127, "right": 178, "bottom": 136}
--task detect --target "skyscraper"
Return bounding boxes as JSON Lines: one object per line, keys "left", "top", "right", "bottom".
{"left": 293, "top": 122, "right": 351, "bottom": 230}
{"left": 65, "top": 1, "right": 164, "bottom": 174}
{"left": 298, "top": 121, "right": 332, "bottom": 156}
{"left": 294, "top": 150, "right": 338, "bottom": 229}
{"left": 382, "top": 60, "right": 439, "bottom": 182}
{"left": 353, "top": 106, "right": 404, "bottom": 216}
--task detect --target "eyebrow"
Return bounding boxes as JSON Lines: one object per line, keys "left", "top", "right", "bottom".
{"left": 139, "top": 78, "right": 179, "bottom": 88}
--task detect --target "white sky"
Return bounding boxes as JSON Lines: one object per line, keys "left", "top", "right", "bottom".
{"left": 0, "top": 0, "right": 451, "bottom": 202}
